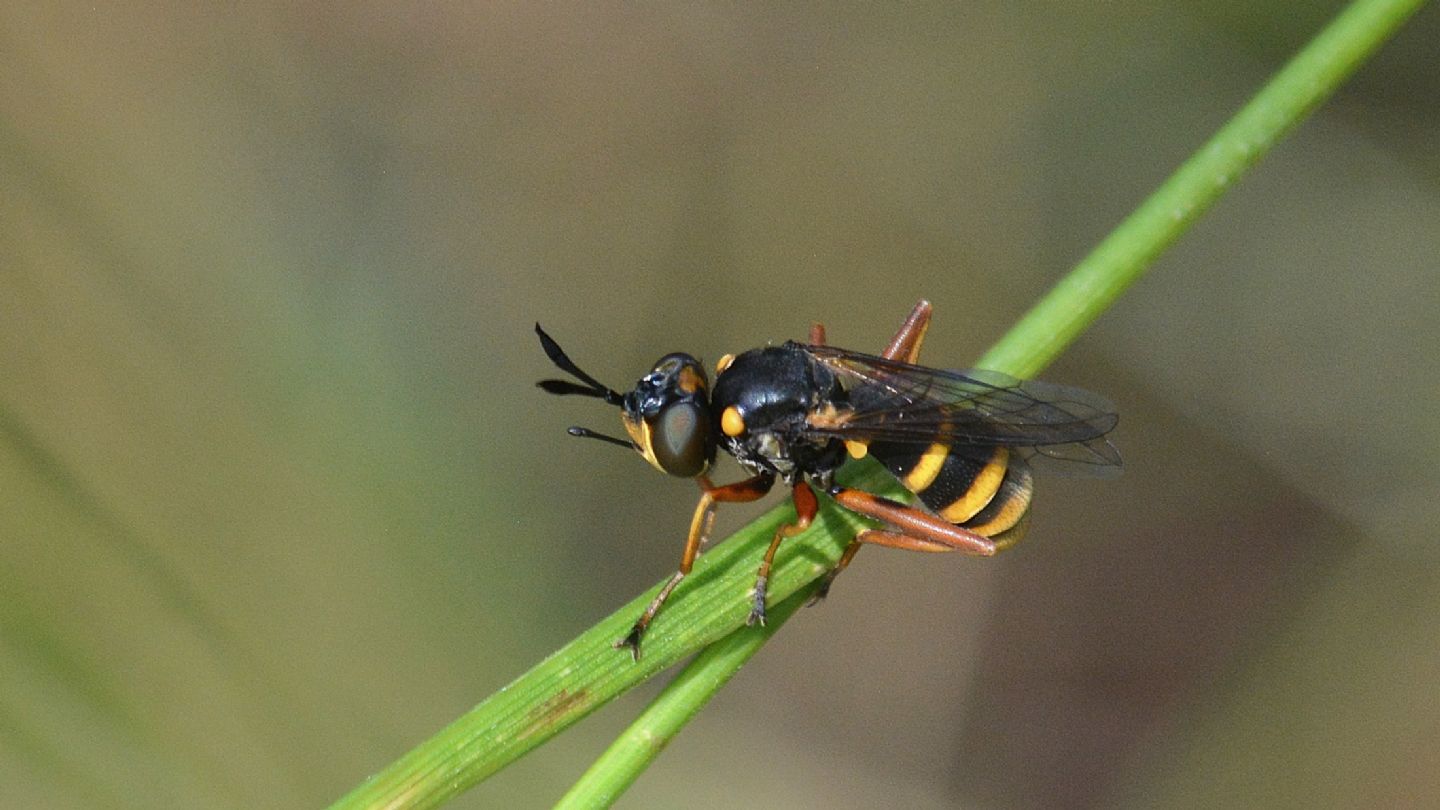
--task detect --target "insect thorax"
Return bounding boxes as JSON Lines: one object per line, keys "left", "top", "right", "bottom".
{"left": 711, "top": 344, "right": 847, "bottom": 484}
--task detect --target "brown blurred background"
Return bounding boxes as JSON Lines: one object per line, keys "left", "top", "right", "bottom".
{"left": 3, "top": 3, "right": 1438, "bottom": 808}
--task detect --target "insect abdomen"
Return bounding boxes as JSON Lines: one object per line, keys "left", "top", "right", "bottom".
{"left": 869, "top": 442, "right": 1034, "bottom": 550}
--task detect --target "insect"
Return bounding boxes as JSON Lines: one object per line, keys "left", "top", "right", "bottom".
{"left": 537, "top": 300, "right": 1119, "bottom": 659}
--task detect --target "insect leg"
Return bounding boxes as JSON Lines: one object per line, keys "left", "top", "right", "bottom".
{"left": 829, "top": 486, "right": 996, "bottom": 555}
{"left": 617, "top": 472, "right": 775, "bottom": 660}
{"left": 810, "top": 321, "right": 827, "bottom": 345}
{"left": 882, "top": 298, "right": 932, "bottom": 364}
{"left": 816, "top": 486, "right": 997, "bottom": 601}
{"left": 746, "top": 481, "right": 818, "bottom": 627}
{"left": 816, "top": 299, "right": 937, "bottom": 602}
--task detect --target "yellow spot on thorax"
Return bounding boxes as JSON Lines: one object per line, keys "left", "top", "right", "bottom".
{"left": 721, "top": 406, "right": 745, "bottom": 437}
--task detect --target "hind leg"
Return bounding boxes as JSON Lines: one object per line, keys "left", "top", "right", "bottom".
{"left": 817, "top": 300, "right": 940, "bottom": 601}
{"left": 882, "top": 299, "right": 932, "bottom": 363}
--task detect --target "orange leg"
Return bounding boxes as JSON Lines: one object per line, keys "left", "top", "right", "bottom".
{"left": 810, "top": 539, "right": 866, "bottom": 603}
{"left": 830, "top": 487, "right": 996, "bottom": 556}
{"left": 618, "top": 472, "right": 775, "bottom": 660}
{"left": 810, "top": 321, "right": 827, "bottom": 346}
{"left": 747, "top": 481, "right": 819, "bottom": 626}
{"left": 816, "top": 485, "right": 996, "bottom": 600}
{"left": 882, "top": 299, "right": 932, "bottom": 364}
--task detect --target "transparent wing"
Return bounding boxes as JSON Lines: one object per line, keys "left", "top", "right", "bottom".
{"left": 803, "top": 344, "right": 1121, "bottom": 473}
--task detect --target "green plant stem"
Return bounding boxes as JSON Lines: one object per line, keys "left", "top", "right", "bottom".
{"left": 554, "top": 0, "right": 1427, "bottom": 806}
{"left": 979, "top": 0, "right": 1427, "bottom": 379}
{"left": 552, "top": 583, "right": 820, "bottom": 809}
{"left": 329, "top": 1, "right": 1425, "bottom": 808}
{"left": 328, "top": 460, "right": 904, "bottom": 810}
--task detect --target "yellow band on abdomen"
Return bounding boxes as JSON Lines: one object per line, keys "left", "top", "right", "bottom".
{"left": 903, "top": 442, "right": 950, "bottom": 491}
{"left": 940, "top": 447, "right": 1009, "bottom": 523}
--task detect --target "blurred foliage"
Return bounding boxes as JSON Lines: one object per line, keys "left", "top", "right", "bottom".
{"left": 2, "top": 3, "right": 1438, "bottom": 808}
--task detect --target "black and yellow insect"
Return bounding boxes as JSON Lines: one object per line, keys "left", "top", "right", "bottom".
{"left": 537, "top": 300, "right": 1119, "bottom": 659}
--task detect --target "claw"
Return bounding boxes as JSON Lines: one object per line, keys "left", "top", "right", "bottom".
{"left": 614, "top": 624, "right": 645, "bottom": 661}
{"left": 806, "top": 573, "right": 839, "bottom": 607}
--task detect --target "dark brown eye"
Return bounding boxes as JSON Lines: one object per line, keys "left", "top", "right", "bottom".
{"left": 650, "top": 401, "right": 710, "bottom": 477}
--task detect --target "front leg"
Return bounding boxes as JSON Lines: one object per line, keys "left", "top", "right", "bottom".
{"left": 617, "top": 472, "right": 775, "bottom": 660}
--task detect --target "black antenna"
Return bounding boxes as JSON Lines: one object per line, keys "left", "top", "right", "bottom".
{"left": 535, "top": 323, "right": 623, "bottom": 406}
{"left": 567, "top": 426, "right": 637, "bottom": 450}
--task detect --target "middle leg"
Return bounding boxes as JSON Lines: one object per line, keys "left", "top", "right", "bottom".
{"left": 747, "top": 481, "right": 819, "bottom": 626}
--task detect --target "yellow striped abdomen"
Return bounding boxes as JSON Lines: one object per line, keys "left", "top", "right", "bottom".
{"left": 869, "top": 441, "right": 1034, "bottom": 550}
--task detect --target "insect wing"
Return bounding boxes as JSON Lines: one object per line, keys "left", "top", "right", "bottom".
{"left": 803, "top": 345, "right": 1121, "bottom": 472}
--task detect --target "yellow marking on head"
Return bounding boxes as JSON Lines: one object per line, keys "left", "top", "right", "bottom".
{"left": 677, "top": 365, "right": 705, "bottom": 394}
{"left": 721, "top": 406, "right": 746, "bottom": 437}
{"left": 715, "top": 353, "right": 735, "bottom": 374}
{"left": 845, "top": 440, "right": 870, "bottom": 459}
{"left": 621, "top": 412, "right": 664, "bottom": 472}
{"left": 940, "top": 447, "right": 1010, "bottom": 523}
{"left": 903, "top": 443, "right": 950, "bottom": 491}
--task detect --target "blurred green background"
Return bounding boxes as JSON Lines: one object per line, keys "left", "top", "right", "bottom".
{"left": 4, "top": 3, "right": 1438, "bottom": 808}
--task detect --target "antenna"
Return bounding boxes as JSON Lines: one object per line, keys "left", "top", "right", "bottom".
{"left": 535, "top": 323, "right": 623, "bottom": 406}
{"left": 567, "top": 426, "right": 637, "bottom": 450}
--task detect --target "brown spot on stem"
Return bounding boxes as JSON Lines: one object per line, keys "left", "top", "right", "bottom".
{"left": 518, "top": 687, "right": 594, "bottom": 741}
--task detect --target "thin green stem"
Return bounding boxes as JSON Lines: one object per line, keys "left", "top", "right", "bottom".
{"left": 552, "top": 583, "right": 821, "bottom": 809}
{"left": 557, "top": 0, "right": 1427, "bottom": 806}
{"left": 329, "top": 1, "right": 1426, "bottom": 807}
{"left": 328, "top": 461, "right": 903, "bottom": 810}
{"left": 979, "top": 0, "right": 1427, "bottom": 379}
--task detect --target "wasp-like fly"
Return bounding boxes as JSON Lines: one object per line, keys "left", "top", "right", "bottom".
{"left": 537, "top": 300, "right": 1118, "bottom": 659}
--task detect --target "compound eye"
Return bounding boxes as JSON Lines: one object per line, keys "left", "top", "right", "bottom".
{"left": 649, "top": 401, "right": 710, "bottom": 477}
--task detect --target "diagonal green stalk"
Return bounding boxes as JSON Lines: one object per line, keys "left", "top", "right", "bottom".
{"left": 551, "top": 582, "right": 823, "bottom": 810}
{"left": 329, "top": 1, "right": 1426, "bottom": 807}
{"left": 329, "top": 460, "right": 907, "bottom": 810}
{"left": 554, "top": 0, "right": 1427, "bottom": 805}
{"left": 978, "top": 0, "right": 1429, "bottom": 379}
